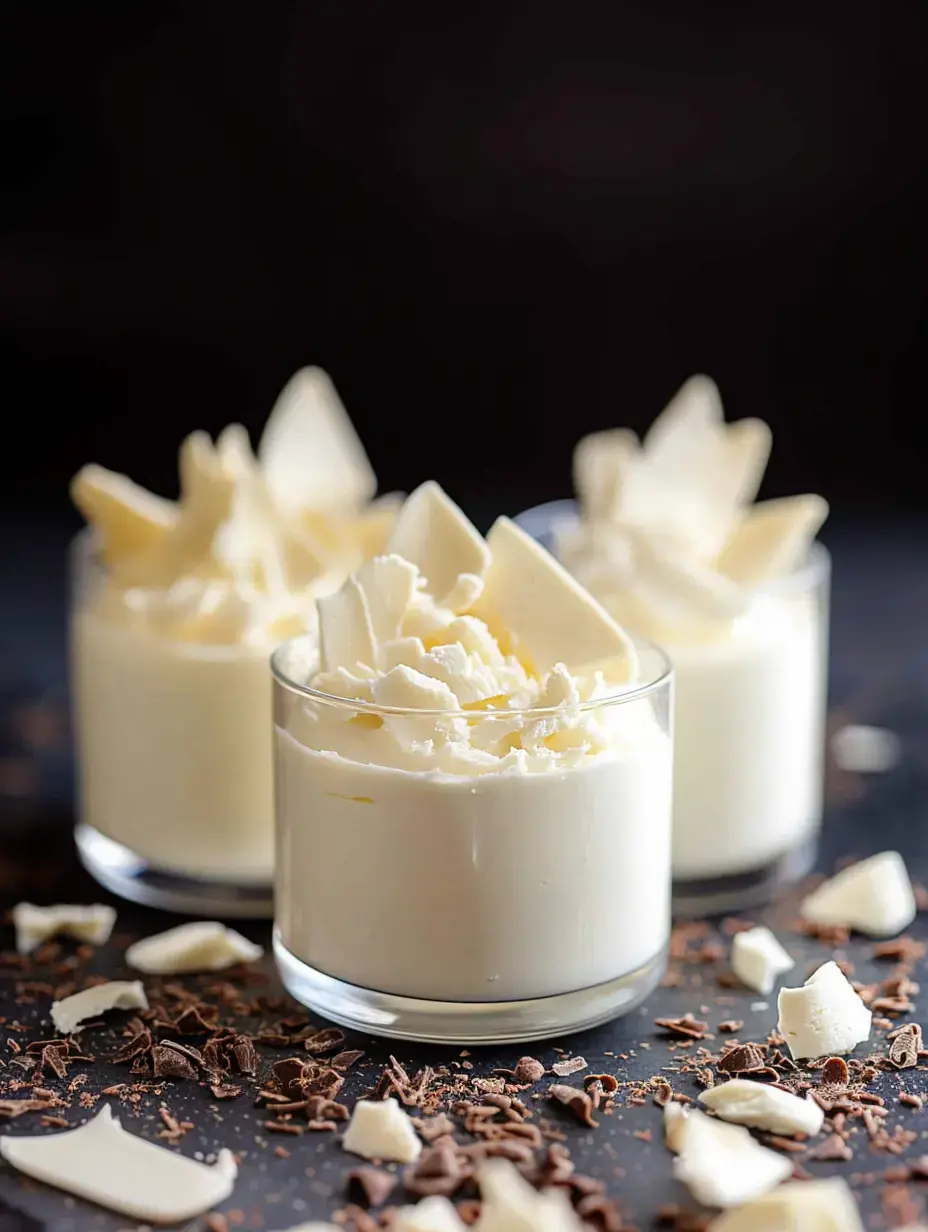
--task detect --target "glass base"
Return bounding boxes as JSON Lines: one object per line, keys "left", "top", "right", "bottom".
{"left": 672, "top": 834, "right": 819, "bottom": 917}
{"left": 273, "top": 930, "right": 667, "bottom": 1044}
{"left": 75, "top": 823, "right": 273, "bottom": 918}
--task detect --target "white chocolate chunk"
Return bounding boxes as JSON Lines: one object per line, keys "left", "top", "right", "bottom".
{"left": 663, "top": 1101, "right": 690, "bottom": 1153}
{"left": 699, "top": 1079, "right": 824, "bottom": 1136}
{"left": 644, "top": 375, "right": 724, "bottom": 471}
{"left": 476, "top": 516, "right": 637, "bottom": 679}
{"left": 258, "top": 366, "right": 377, "bottom": 515}
{"left": 0, "top": 1104, "right": 236, "bottom": 1224}
{"left": 387, "top": 482, "right": 490, "bottom": 604}
{"left": 51, "top": 981, "right": 148, "bottom": 1035}
{"left": 777, "top": 961, "right": 871, "bottom": 1060}
{"left": 573, "top": 427, "right": 639, "bottom": 521}
{"left": 800, "top": 851, "right": 916, "bottom": 938}
{"left": 372, "top": 665, "right": 460, "bottom": 711}
{"left": 716, "top": 494, "right": 829, "bottom": 585}
{"left": 720, "top": 417, "right": 773, "bottom": 512}
{"left": 342, "top": 1097, "right": 422, "bottom": 1163}
{"left": 730, "top": 927, "right": 795, "bottom": 995}
{"left": 672, "top": 1108, "right": 792, "bottom": 1209}
{"left": 355, "top": 555, "right": 419, "bottom": 646}
{"left": 439, "top": 571, "right": 484, "bottom": 613}
{"left": 125, "top": 921, "right": 263, "bottom": 975}
{"left": 708, "top": 1178, "right": 864, "bottom": 1232}
{"left": 317, "top": 577, "right": 378, "bottom": 674}
{"left": 392, "top": 1195, "right": 467, "bottom": 1232}
{"left": 70, "top": 464, "right": 177, "bottom": 565}
{"left": 831, "top": 724, "right": 901, "bottom": 774}
{"left": 12, "top": 902, "right": 117, "bottom": 955}
{"left": 477, "top": 1157, "right": 585, "bottom": 1232}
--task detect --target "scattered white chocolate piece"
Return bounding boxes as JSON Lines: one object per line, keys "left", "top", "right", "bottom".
{"left": 777, "top": 960, "right": 871, "bottom": 1060}
{"left": 391, "top": 1195, "right": 467, "bottom": 1232}
{"left": 831, "top": 724, "right": 901, "bottom": 774}
{"left": 258, "top": 366, "right": 377, "bottom": 516}
{"left": 800, "top": 851, "right": 916, "bottom": 938}
{"left": 699, "top": 1079, "right": 824, "bottom": 1136}
{"left": 0, "top": 1104, "right": 236, "bottom": 1224}
{"left": 672, "top": 1109, "right": 792, "bottom": 1209}
{"left": 125, "top": 921, "right": 263, "bottom": 975}
{"left": 663, "top": 1101, "right": 690, "bottom": 1153}
{"left": 387, "top": 481, "right": 490, "bottom": 606}
{"left": 342, "top": 1098, "right": 422, "bottom": 1164}
{"left": 51, "top": 981, "right": 148, "bottom": 1035}
{"left": 707, "top": 1177, "right": 864, "bottom": 1231}
{"left": 730, "top": 926, "right": 794, "bottom": 995}
{"left": 476, "top": 516, "right": 637, "bottom": 678}
{"left": 477, "top": 1157, "right": 584, "bottom": 1232}
{"left": 12, "top": 902, "right": 117, "bottom": 955}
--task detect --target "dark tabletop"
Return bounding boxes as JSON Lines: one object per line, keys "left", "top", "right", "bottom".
{"left": 2, "top": 514, "right": 928, "bottom": 1232}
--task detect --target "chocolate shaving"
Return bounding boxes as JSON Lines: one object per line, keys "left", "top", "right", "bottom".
{"left": 0, "top": 1098, "right": 55, "bottom": 1118}
{"left": 418, "top": 1113, "right": 457, "bottom": 1143}
{"left": 509, "top": 1056, "right": 546, "bottom": 1084}
{"left": 654, "top": 1013, "right": 711, "bottom": 1040}
{"left": 209, "top": 1080, "right": 243, "bottom": 1099}
{"left": 874, "top": 936, "right": 927, "bottom": 962}
{"left": 717, "top": 1042, "right": 766, "bottom": 1073}
{"left": 548, "top": 1084, "right": 598, "bottom": 1127}
{"left": 576, "top": 1193, "right": 624, "bottom": 1231}
{"left": 718, "top": 1020, "right": 744, "bottom": 1033}
{"left": 232, "top": 1037, "right": 258, "bottom": 1075}
{"left": 152, "top": 1044, "right": 198, "bottom": 1080}
{"left": 332, "top": 1049, "right": 365, "bottom": 1071}
{"left": 174, "top": 1005, "right": 218, "bottom": 1034}
{"left": 551, "top": 1056, "right": 588, "bottom": 1077}
{"left": 403, "top": 1145, "right": 467, "bottom": 1197}
{"left": 819, "top": 1057, "right": 848, "bottom": 1087}
{"left": 304, "top": 1027, "right": 346, "bottom": 1055}
{"left": 40, "top": 1044, "right": 68, "bottom": 1080}
{"left": 890, "top": 1024, "right": 923, "bottom": 1069}
{"left": 808, "top": 1133, "right": 853, "bottom": 1161}
{"left": 346, "top": 1167, "right": 397, "bottom": 1208}
{"left": 272, "top": 1057, "right": 308, "bottom": 1097}
{"left": 111, "top": 1021, "right": 152, "bottom": 1063}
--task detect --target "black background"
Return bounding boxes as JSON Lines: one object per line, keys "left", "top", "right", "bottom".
{"left": 1, "top": 2, "right": 925, "bottom": 522}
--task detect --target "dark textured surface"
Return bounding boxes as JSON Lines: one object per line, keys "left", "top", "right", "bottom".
{"left": 1, "top": 517, "right": 928, "bottom": 1230}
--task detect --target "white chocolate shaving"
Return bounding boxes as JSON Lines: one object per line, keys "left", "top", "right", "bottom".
{"left": 699, "top": 1079, "right": 824, "bottom": 1136}
{"left": 0, "top": 1104, "right": 236, "bottom": 1224}
{"left": 125, "top": 921, "right": 263, "bottom": 975}
{"left": 51, "top": 981, "right": 148, "bottom": 1035}
{"left": 12, "top": 902, "right": 117, "bottom": 955}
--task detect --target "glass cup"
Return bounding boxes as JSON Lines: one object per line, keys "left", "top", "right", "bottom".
{"left": 514, "top": 501, "right": 831, "bottom": 915}
{"left": 271, "top": 635, "right": 674, "bottom": 1044}
{"left": 70, "top": 531, "right": 275, "bottom": 916}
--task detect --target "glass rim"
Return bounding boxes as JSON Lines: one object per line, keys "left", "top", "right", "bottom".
{"left": 271, "top": 632, "right": 673, "bottom": 719}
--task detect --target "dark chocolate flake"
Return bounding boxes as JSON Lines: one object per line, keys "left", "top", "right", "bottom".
{"left": 889, "top": 1023, "right": 923, "bottom": 1069}
{"left": 820, "top": 1057, "right": 849, "bottom": 1087}
{"left": 717, "top": 1042, "right": 766, "bottom": 1074}
{"left": 210, "top": 1080, "right": 243, "bottom": 1100}
{"left": 232, "top": 1037, "right": 258, "bottom": 1075}
{"left": 654, "top": 1013, "right": 711, "bottom": 1040}
{"left": 152, "top": 1044, "right": 198, "bottom": 1081}
{"left": 304, "top": 1027, "right": 346, "bottom": 1055}
{"left": 808, "top": 1134, "right": 853, "bottom": 1162}
{"left": 332, "top": 1049, "right": 365, "bottom": 1071}
{"left": 346, "top": 1168, "right": 397, "bottom": 1208}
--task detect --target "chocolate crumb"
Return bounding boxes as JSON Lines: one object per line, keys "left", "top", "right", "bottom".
{"left": 510, "top": 1056, "right": 546, "bottom": 1084}
{"left": 548, "top": 1084, "right": 598, "bottom": 1127}
{"left": 900, "top": 1092, "right": 923, "bottom": 1110}
{"left": 210, "top": 1080, "right": 243, "bottom": 1099}
{"left": 889, "top": 1023, "right": 922, "bottom": 1069}
{"left": 151, "top": 1045, "right": 198, "bottom": 1081}
{"left": 808, "top": 1133, "right": 854, "bottom": 1162}
{"left": 718, "top": 1020, "right": 744, "bottom": 1033}
{"left": 347, "top": 1167, "right": 396, "bottom": 1208}
{"left": 717, "top": 1042, "right": 766, "bottom": 1073}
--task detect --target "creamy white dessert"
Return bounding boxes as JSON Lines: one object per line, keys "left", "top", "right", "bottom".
{"left": 71, "top": 368, "right": 393, "bottom": 886}
{"left": 559, "top": 376, "right": 829, "bottom": 884}
{"left": 274, "top": 483, "right": 673, "bottom": 1009}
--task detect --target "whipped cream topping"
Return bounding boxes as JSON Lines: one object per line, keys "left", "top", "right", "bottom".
{"left": 561, "top": 376, "right": 828, "bottom": 640}
{"left": 279, "top": 483, "right": 647, "bottom": 776}
{"left": 73, "top": 368, "right": 395, "bottom": 646}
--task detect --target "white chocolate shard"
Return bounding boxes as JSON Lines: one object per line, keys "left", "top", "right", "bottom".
{"left": 476, "top": 516, "right": 637, "bottom": 679}
{"left": 355, "top": 555, "right": 420, "bottom": 647}
{"left": 0, "top": 1104, "right": 236, "bottom": 1224}
{"left": 373, "top": 665, "right": 460, "bottom": 711}
{"left": 831, "top": 724, "right": 901, "bottom": 774}
{"left": 777, "top": 961, "right": 871, "bottom": 1060}
{"left": 258, "top": 367, "right": 377, "bottom": 515}
{"left": 671, "top": 1108, "right": 792, "bottom": 1209}
{"left": 387, "top": 482, "right": 490, "bottom": 604}
{"left": 663, "top": 1101, "right": 690, "bottom": 1153}
{"left": 476, "top": 1157, "right": 585, "bottom": 1232}
{"left": 730, "top": 926, "right": 795, "bottom": 995}
{"left": 707, "top": 1177, "right": 864, "bottom": 1232}
{"left": 699, "top": 1079, "right": 824, "bottom": 1136}
{"left": 318, "top": 576, "right": 378, "bottom": 674}
{"left": 573, "top": 427, "right": 639, "bottom": 521}
{"left": 12, "top": 902, "right": 117, "bottom": 955}
{"left": 342, "top": 1098, "right": 422, "bottom": 1163}
{"left": 51, "top": 981, "right": 148, "bottom": 1035}
{"left": 716, "top": 494, "right": 829, "bottom": 586}
{"left": 125, "top": 921, "right": 263, "bottom": 975}
{"left": 721, "top": 417, "right": 773, "bottom": 512}
{"left": 800, "top": 851, "right": 916, "bottom": 939}
{"left": 70, "top": 464, "right": 177, "bottom": 565}
{"left": 643, "top": 375, "right": 724, "bottom": 471}
{"left": 392, "top": 1195, "right": 467, "bottom": 1232}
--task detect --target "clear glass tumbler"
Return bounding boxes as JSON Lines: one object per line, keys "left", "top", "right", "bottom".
{"left": 271, "top": 636, "right": 674, "bottom": 1044}
{"left": 70, "top": 531, "right": 275, "bottom": 916}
